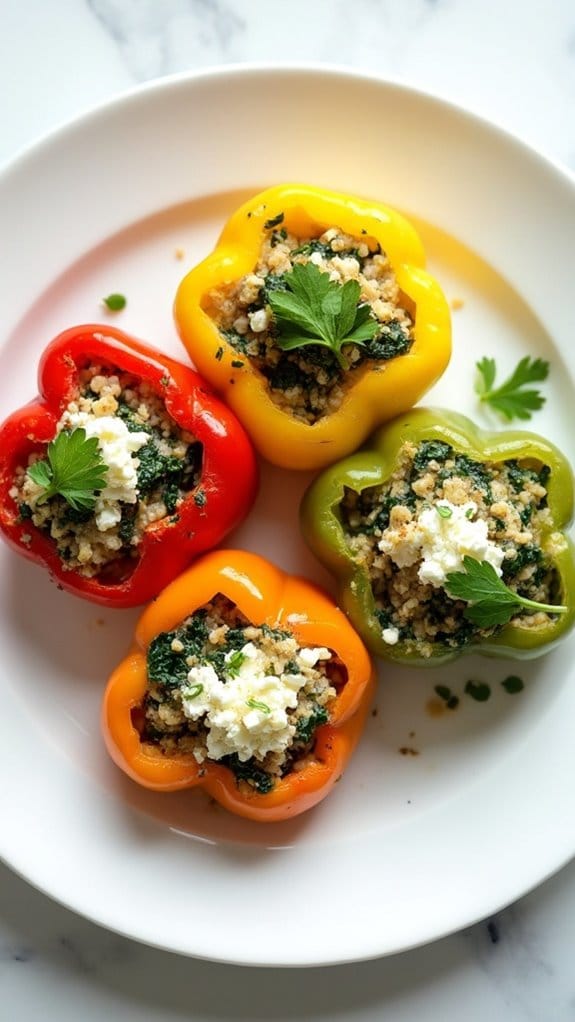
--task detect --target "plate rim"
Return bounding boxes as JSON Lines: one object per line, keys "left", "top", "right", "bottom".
{"left": 1, "top": 63, "right": 575, "bottom": 966}
{"left": 2, "top": 61, "right": 574, "bottom": 192}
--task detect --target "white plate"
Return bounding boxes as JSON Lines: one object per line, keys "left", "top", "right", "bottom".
{"left": 1, "top": 66, "right": 574, "bottom": 967}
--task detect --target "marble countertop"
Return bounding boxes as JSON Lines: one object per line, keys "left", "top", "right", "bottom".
{"left": 2, "top": 1, "right": 575, "bottom": 1018}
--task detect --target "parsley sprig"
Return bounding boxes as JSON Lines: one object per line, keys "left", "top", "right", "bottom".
{"left": 267, "top": 262, "right": 379, "bottom": 368}
{"left": 27, "top": 428, "right": 108, "bottom": 512}
{"left": 445, "top": 556, "right": 567, "bottom": 627}
{"left": 475, "top": 356, "right": 549, "bottom": 421}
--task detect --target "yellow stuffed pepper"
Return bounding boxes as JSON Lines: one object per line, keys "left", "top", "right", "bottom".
{"left": 174, "top": 184, "right": 451, "bottom": 470}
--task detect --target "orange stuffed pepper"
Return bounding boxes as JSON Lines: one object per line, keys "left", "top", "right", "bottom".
{"left": 103, "top": 549, "right": 374, "bottom": 822}
{"left": 174, "top": 183, "right": 451, "bottom": 469}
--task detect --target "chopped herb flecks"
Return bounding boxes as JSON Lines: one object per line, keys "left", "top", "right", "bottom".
{"left": 264, "top": 212, "right": 285, "bottom": 230}
{"left": 102, "top": 293, "right": 127, "bottom": 312}
{"left": 464, "top": 680, "right": 491, "bottom": 702}
{"left": 501, "top": 675, "right": 525, "bottom": 694}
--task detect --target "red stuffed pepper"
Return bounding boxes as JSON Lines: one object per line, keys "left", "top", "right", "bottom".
{"left": 0, "top": 325, "right": 258, "bottom": 606}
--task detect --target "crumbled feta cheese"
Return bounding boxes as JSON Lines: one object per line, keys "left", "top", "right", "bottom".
{"left": 248, "top": 308, "right": 270, "bottom": 333}
{"left": 61, "top": 409, "right": 149, "bottom": 531}
{"left": 382, "top": 626, "right": 399, "bottom": 645}
{"left": 297, "top": 646, "right": 331, "bottom": 667}
{"left": 378, "top": 500, "right": 504, "bottom": 588}
{"left": 180, "top": 642, "right": 312, "bottom": 762}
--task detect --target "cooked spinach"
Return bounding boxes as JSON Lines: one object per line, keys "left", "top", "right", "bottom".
{"left": 221, "top": 754, "right": 274, "bottom": 794}
{"left": 295, "top": 705, "right": 329, "bottom": 744}
{"left": 362, "top": 319, "right": 411, "bottom": 361}
{"left": 147, "top": 613, "right": 209, "bottom": 687}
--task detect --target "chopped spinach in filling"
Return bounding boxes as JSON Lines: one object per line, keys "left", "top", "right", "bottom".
{"left": 207, "top": 224, "right": 414, "bottom": 425}
{"left": 14, "top": 368, "right": 202, "bottom": 578}
{"left": 341, "top": 440, "right": 557, "bottom": 656}
{"left": 141, "top": 596, "right": 337, "bottom": 793}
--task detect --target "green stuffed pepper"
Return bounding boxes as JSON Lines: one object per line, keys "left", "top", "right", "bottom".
{"left": 300, "top": 408, "right": 575, "bottom": 665}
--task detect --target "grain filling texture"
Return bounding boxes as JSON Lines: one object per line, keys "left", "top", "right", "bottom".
{"left": 341, "top": 439, "right": 560, "bottom": 658}
{"left": 205, "top": 220, "right": 414, "bottom": 424}
{"left": 141, "top": 595, "right": 339, "bottom": 794}
{"left": 12, "top": 365, "right": 202, "bottom": 577}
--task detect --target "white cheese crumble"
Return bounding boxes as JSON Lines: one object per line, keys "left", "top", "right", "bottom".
{"left": 180, "top": 641, "right": 331, "bottom": 763}
{"left": 248, "top": 308, "right": 270, "bottom": 333}
{"left": 297, "top": 646, "right": 331, "bottom": 667}
{"left": 378, "top": 500, "right": 504, "bottom": 588}
{"left": 382, "top": 626, "right": 400, "bottom": 645}
{"left": 61, "top": 409, "right": 149, "bottom": 532}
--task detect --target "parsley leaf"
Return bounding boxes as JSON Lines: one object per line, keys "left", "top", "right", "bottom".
{"left": 475, "top": 356, "right": 549, "bottom": 421}
{"left": 27, "top": 428, "right": 108, "bottom": 511}
{"left": 445, "top": 556, "right": 567, "bottom": 628}
{"left": 267, "top": 262, "right": 379, "bottom": 368}
{"left": 102, "top": 293, "right": 127, "bottom": 311}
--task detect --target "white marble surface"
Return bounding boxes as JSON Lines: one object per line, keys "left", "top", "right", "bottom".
{"left": 2, "top": 0, "right": 575, "bottom": 1018}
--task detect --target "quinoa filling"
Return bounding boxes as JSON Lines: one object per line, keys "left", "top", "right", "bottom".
{"left": 205, "top": 220, "right": 414, "bottom": 424}
{"left": 12, "top": 363, "right": 202, "bottom": 578}
{"left": 138, "top": 595, "right": 338, "bottom": 794}
{"left": 340, "top": 439, "right": 560, "bottom": 657}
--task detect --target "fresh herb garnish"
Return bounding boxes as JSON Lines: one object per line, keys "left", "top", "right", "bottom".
{"left": 226, "top": 650, "right": 245, "bottom": 677}
{"left": 475, "top": 356, "right": 549, "bottom": 421}
{"left": 434, "top": 684, "right": 451, "bottom": 701}
{"left": 246, "top": 697, "right": 271, "bottom": 714}
{"left": 102, "top": 292, "right": 127, "bottom": 312}
{"left": 434, "top": 684, "right": 459, "bottom": 710}
{"left": 436, "top": 504, "right": 453, "bottom": 519}
{"left": 184, "top": 683, "right": 204, "bottom": 700}
{"left": 267, "top": 262, "right": 379, "bottom": 369}
{"left": 501, "top": 675, "right": 525, "bottom": 694}
{"left": 465, "top": 680, "right": 491, "bottom": 702}
{"left": 445, "top": 556, "right": 567, "bottom": 627}
{"left": 27, "top": 428, "right": 108, "bottom": 512}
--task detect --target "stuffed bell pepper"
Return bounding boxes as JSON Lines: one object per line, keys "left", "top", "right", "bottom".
{"left": 103, "top": 549, "right": 374, "bottom": 822}
{"left": 301, "top": 408, "right": 575, "bottom": 664}
{"left": 174, "top": 184, "right": 451, "bottom": 470}
{"left": 0, "top": 325, "right": 258, "bottom": 606}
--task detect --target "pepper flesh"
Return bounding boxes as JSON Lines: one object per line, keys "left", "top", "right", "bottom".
{"left": 0, "top": 325, "right": 258, "bottom": 607}
{"left": 102, "top": 549, "right": 375, "bottom": 822}
{"left": 300, "top": 407, "right": 575, "bottom": 664}
{"left": 174, "top": 183, "right": 451, "bottom": 470}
